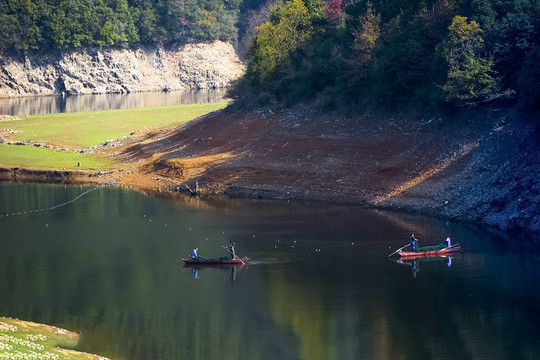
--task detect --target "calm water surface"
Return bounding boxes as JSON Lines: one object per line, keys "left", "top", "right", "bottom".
{"left": 0, "top": 182, "right": 539, "bottom": 360}
{"left": 0, "top": 90, "right": 227, "bottom": 116}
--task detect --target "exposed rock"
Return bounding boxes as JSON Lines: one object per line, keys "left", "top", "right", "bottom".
{"left": 0, "top": 42, "right": 245, "bottom": 98}
{"left": 113, "top": 108, "right": 539, "bottom": 236}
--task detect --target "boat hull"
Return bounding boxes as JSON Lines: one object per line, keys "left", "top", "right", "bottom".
{"left": 399, "top": 246, "right": 461, "bottom": 258}
{"left": 182, "top": 256, "right": 250, "bottom": 265}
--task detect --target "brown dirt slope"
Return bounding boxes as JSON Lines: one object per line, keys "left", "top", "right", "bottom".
{"left": 110, "top": 107, "right": 539, "bottom": 235}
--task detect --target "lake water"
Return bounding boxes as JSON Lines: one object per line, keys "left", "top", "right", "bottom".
{"left": 1, "top": 182, "right": 539, "bottom": 360}
{"left": 0, "top": 90, "right": 228, "bottom": 116}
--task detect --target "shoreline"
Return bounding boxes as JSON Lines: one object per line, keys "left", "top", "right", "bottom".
{"left": 1, "top": 108, "right": 538, "bottom": 237}
{"left": 1, "top": 163, "right": 537, "bottom": 241}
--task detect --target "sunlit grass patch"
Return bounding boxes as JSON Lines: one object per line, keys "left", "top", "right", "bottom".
{"left": 2, "top": 102, "right": 228, "bottom": 148}
{"left": 0, "top": 317, "right": 106, "bottom": 360}
{"left": 0, "top": 102, "right": 227, "bottom": 171}
{"left": 0, "top": 145, "right": 114, "bottom": 170}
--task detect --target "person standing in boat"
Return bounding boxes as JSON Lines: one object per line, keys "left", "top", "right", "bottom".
{"left": 191, "top": 247, "right": 199, "bottom": 259}
{"left": 226, "top": 241, "right": 236, "bottom": 259}
{"left": 445, "top": 237, "right": 451, "bottom": 247}
{"left": 410, "top": 234, "right": 418, "bottom": 252}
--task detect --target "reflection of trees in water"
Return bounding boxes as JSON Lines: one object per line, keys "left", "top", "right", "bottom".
{"left": 0, "top": 90, "right": 227, "bottom": 116}
{"left": 0, "top": 184, "right": 297, "bottom": 360}
{"left": 0, "top": 184, "right": 215, "bottom": 359}
{"left": 264, "top": 272, "right": 338, "bottom": 360}
{"left": 0, "top": 240, "right": 258, "bottom": 359}
{"left": 386, "top": 252, "right": 540, "bottom": 360}
{"left": 1, "top": 183, "right": 539, "bottom": 360}
{"left": 260, "top": 250, "right": 540, "bottom": 360}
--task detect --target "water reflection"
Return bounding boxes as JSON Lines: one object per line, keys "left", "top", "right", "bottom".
{"left": 187, "top": 265, "right": 243, "bottom": 281}
{"left": 0, "top": 90, "right": 227, "bottom": 116}
{"left": 393, "top": 255, "right": 455, "bottom": 278}
{"left": 0, "top": 182, "right": 539, "bottom": 360}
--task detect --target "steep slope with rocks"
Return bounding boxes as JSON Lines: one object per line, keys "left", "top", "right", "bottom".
{"left": 103, "top": 107, "right": 538, "bottom": 236}
{"left": 1, "top": 106, "right": 537, "bottom": 236}
{"left": 1, "top": 41, "right": 537, "bottom": 236}
{"left": 0, "top": 41, "right": 245, "bottom": 97}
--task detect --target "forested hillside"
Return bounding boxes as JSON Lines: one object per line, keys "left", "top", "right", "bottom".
{"left": 1, "top": 1, "right": 538, "bottom": 233}
{"left": 1, "top": 0, "right": 539, "bottom": 113}
{"left": 0, "top": 0, "right": 244, "bottom": 50}
{"left": 233, "top": 0, "right": 540, "bottom": 114}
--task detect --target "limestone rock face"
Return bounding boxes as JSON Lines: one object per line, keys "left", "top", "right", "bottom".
{"left": 0, "top": 41, "right": 245, "bottom": 98}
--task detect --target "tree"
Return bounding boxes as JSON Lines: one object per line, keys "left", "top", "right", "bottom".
{"left": 517, "top": 44, "right": 540, "bottom": 111}
{"left": 0, "top": 0, "right": 41, "bottom": 51}
{"left": 248, "top": 0, "right": 314, "bottom": 80}
{"left": 49, "top": 0, "right": 100, "bottom": 48}
{"left": 325, "top": 0, "right": 344, "bottom": 22}
{"left": 131, "top": 6, "right": 157, "bottom": 44}
{"left": 440, "top": 15, "right": 498, "bottom": 103}
{"left": 491, "top": 0, "right": 540, "bottom": 99}
{"left": 112, "top": 0, "right": 139, "bottom": 46}
{"left": 154, "top": 0, "right": 182, "bottom": 42}
{"left": 348, "top": 2, "right": 380, "bottom": 81}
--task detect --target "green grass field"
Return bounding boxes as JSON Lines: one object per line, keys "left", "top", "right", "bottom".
{"left": 1, "top": 317, "right": 96, "bottom": 360}
{"left": 0, "top": 145, "right": 114, "bottom": 170}
{"left": 0, "top": 102, "right": 228, "bottom": 170}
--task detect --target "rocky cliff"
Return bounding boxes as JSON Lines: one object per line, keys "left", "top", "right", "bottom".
{"left": 0, "top": 41, "right": 245, "bottom": 98}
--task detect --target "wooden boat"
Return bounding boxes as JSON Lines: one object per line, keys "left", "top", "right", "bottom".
{"left": 398, "top": 245, "right": 461, "bottom": 258}
{"left": 182, "top": 256, "right": 250, "bottom": 265}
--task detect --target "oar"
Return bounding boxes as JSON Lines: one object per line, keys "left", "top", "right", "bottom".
{"left": 222, "top": 245, "right": 246, "bottom": 264}
{"left": 388, "top": 243, "right": 411, "bottom": 257}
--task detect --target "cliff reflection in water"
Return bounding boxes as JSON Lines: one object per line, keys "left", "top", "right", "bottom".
{"left": 0, "top": 90, "right": 227, "bottom": 116}
{"left": 0, "top": 183, "right": 539, "bottom": 360}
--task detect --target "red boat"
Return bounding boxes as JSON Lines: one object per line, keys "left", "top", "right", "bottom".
{"left": 398, "top": 245, "right": 461, "bottom": 258}
{"left": 182, "top": 256, "right": 250, "bottom": 265}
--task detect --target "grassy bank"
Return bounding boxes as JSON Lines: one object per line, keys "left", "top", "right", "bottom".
{"left": 0, "top": 317, "right": 104, "bottom": 359}
{"left": 0, "top": 146, "right": 113, "bottom": 170}
{"left": 0, "top": 102, "right": 228, "bottom": 170}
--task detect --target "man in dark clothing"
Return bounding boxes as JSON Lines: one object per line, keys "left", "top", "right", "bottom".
{"left": 226, "top": 241, "right": 236, "bottom": 259}
{"left": 410, "top": 234, "right": 418, "bottom": 252}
